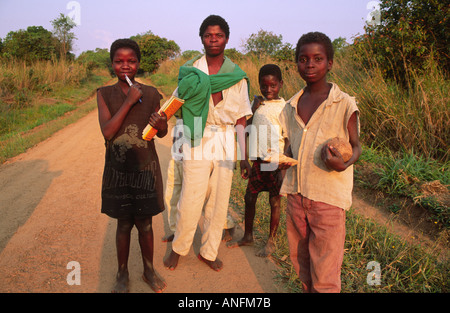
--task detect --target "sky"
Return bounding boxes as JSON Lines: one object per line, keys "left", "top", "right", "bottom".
{"left": 0, "top": 0, "right": 378, "bottom": 56}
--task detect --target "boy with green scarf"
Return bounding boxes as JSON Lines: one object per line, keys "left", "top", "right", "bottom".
{"left": 164, "top": 15, "right": 252, "bottom": 272}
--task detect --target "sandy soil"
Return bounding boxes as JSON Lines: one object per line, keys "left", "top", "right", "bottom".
{"left": 0, "top": 97, "right": 445, "bottom": 293}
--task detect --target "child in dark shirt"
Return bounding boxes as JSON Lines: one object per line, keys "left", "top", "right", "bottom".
{"left": 97, "top": 38, "right": 168, "bottom": 293}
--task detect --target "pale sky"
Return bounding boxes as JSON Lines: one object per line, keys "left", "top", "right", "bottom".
{"left": 0, "top": 0, "right": 377, "bottom": 56}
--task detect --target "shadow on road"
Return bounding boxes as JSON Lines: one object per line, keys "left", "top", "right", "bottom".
{"left": 0, "top": 159, "right": 62, "bottom": 253}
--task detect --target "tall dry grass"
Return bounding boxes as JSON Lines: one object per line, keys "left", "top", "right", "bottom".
{"left": 0, "top": 57, "right": 110, "bottom": 162}
{"left": 0, "top": 57, "right": 90, "bottom": 107}
{"left": 149, "top": 49, "right": 449, "bottom": 162}
{"left": 239, "top": 52, "right": 449, "bottom": 162}
{"left": 233, "top": 54, "right": 304, "bottom": 100}
{"left": 243, "top": 52, "right": 449, "bottom": 162}
{"left": 330, "top": 48, "right": 449, "bottom": 162}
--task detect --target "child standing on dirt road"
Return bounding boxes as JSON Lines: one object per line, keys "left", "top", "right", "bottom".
{"left": 97, "top": 38, "right": 168, "bottom": 293}
{"left": 279, "top": 32, "right": 361, "bottom": 292}
{"left": 227, "top": 64, "right": 288, "bottom": 257}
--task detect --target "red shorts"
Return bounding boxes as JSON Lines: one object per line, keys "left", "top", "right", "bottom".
{"left": 246, "top": 160, "right": 282, "bottom": 198}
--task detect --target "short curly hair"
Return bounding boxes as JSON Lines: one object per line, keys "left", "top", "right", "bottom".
{"left": 199, "top": 15, "right": 230, "bottom": 38}
{"left": 110, "top": 38, "right": 141, "bottom": 62}
{"left": 258, "top": 64, "right": 282, "bottom": 83}
{"left": 295, "top": 32, "right": 334, "bottom": 63}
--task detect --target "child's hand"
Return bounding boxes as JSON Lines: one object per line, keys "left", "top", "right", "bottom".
{"left": 278, "top": 162, "right": 293, "bottom": 170}
{"left": 251, "top": 96, "right": 264, "bottom": 113}
{"left": 321, "top": 144, "right": 347, "bottom": 172}
{"left": 126, "top": 83, "right": 143, "bottom": 105}
{"left": 240, "top": 160, "right": 251, "bottom": 180}
{"left": 149, "top": 112, "right": 168, "bottom": 131}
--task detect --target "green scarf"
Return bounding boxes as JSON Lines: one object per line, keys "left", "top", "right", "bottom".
{"left": 177, "top": 55, "right": 249, "bottom": 146}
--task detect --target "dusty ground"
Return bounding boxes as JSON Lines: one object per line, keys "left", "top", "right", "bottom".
{"left": 0, "top": 103, "right": 285, "bottom": 293}
{"left": 0, "top": 96, "right": 446, "bottom": 293}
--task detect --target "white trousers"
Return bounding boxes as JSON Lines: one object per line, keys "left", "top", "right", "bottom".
{"left": 165, "top": 158, "right": 235, "bottom": 233}
{"left": 172, "top": 147, "right": 235, "bottom": 261}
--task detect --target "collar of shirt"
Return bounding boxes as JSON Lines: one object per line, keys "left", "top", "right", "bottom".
{"left": 286, "top": 83, "right": 344, "bottom": 109}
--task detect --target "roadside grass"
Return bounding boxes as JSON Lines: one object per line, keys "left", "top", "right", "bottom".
{"left": 356, "top": 145, "right": 449, "bottom": 228}
{"left": 229, "top": 161, "right": 449, "bottom": 293}
{"left": 0, "top": 66, "right": 111, "bottom": 163}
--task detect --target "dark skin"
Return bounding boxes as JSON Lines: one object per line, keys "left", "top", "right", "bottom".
{"left": 163, "top": 24, "right": 251, "bottom": 272}
{"left": 228, "top": 75, "right": 286, "bottom": 257}
{"left": 113, "top": 217, "right": 166, "bottom": 293}
{"left": 97, "top": 47, "right": 167, "bottom": 293}
{"left": 296, "top": 42, "right": 361, "bottom": 171}
{"left": 98, "top": 48, "right": 168, "bottom": 141}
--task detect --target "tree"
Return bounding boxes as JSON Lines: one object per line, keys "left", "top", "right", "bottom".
{"left": 2, "top": 26, "right": 58, "bottom": 61}
{"left": 332, "top": 37, "right": 348, "bottom": 54}
{"left": 51, "top": 13, "right": 77, "bottom": 59}
{"left": 242, "top": 29, "right": 295, "bottom": 61}
{"left": 181, "top": 50, "right": 202, "bottom": 60}
{"left": 131, "top": 31, "right": 180, "bottom": 73}
{"left": 77, "top": 48, "right": 111, "bottom": 72}
{"left": 243, "top": 29, "right": 283, "bottom": 57}
{"left": 224, "top": 48, "right": 243, "bottom": 62}
{"left": 273, "top": 43, "right": 295, "bottom": 62}
{"left": 354, "top": 0, "right": 449, "bottom": 83}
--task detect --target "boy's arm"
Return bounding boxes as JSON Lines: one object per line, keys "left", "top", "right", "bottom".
{"left": 346, "top": 111, "right": 362, "bottom": 165}
{"left": 251, "top": 96, "right": 264, "bottom": 113}
{"left": 284, "top": 138, "right": 291, "bottom": 156}
{"left": 322, "top": 111, "right": 361, "bottom": 171}
{"left": 278, "top": 138, "right": 292, "bottom": 170}
{"left": 247, "top": 96, "right": 263, "bottom": 125}
{"left": 236, "top": 116, "right": 251, "bottom": 179}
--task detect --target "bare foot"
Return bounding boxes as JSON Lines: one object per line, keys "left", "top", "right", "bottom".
{"left": 222, "top": 227, "right": 234, "bottom": 242}
{"left": 197, "top": 254, "right": 223, "bottom": 271}
{"left": 142, "top": 269, "right": 167, "bottom": 293}
{"left": 163, "top": 250, "right": 180, "bottom": 270}
{"left": 162, "top": 233, "right": 174, "bottom": 242}
{"left": 226, "top": 234, "right": 253, "bottom": 248}
{"left": 111, "top": 270, "right": 129, "bottom": 293}
{"left": 255, "top": 240, "right": 275, "bottom": 257}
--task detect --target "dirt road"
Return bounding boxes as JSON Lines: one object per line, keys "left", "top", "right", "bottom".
{"left": 0, "top": 100, "right": 284, "bottom": 293}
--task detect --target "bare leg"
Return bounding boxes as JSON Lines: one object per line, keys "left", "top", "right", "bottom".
{"left": 222, "top": 227, "right": 234, "bottom": 242}
{"left": 112, "top": 218, "right": 133, "bottom": 293}
{"left": 135, "top": 217, "right": 166, "bottom": 293}
{"left": 227, "top": 191, "right": 258, "bottom": 248}
{"left": 256, "top": 195, "right": 281, "bottom": 257}
{"left": 163, "top": 249, "right": 180, "bottom": 270}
